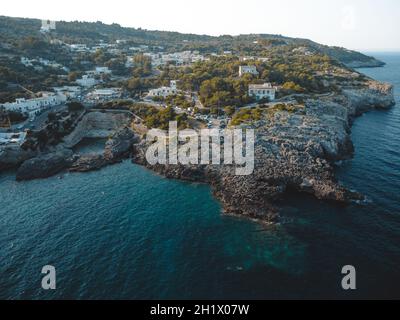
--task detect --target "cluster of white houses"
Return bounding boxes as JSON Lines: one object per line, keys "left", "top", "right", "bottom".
{"left": 146, "top": 79, "right": 276, "bottom": 102}
{"left": 53, "top": 86, "right": 82, "bottom": 99}
{"left": 0, "top": 92, "right": 67, "bottom": 117}
{"left": 67, "top": 42, "right": 159, "bottom": 55}
{"left": 147, "top": 81, "right": 179, "bottom": 98}
{"left": 76, "top": 75, "right": 98, "bottom": 88}
{"left": 21, "top": 57, "right": 69, "bottom": 72}
{"left": 75, "top": 67, "right": 112, "bottom": 88}
{"left": 144, "top": 51, "right": 207, "bottom": 67}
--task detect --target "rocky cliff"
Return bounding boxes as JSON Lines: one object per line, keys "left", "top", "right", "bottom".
{"left": 63, "top": 112, "right": 130, "bottom": 148}
{"left": 132, "top": 81, "right": 395, "bottom": 224}
{"left": 10, "top": 111, "right": 135, "bottom": 180}
{"left": 16, "top": 147, "right": 74, "bottom": 181}
{"left": 344, "top": 60, "right": 385, "bottom": 69}
{"left": 0, "top": 146, "right": 37, "bottom": 171}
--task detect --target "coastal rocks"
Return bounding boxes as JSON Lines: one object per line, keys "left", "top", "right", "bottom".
{"left": 343, "top": 81, "right": 395, "bottom": 115}
{"left": 70, "top": 128, "right": 137, "bottom": 173}
{"left": 0, "top": 146, "right": 37, "bottom": 171}
{"left": 104, "top": 127, "right": 137, "bottom": 161}
{"left": 132, "top": 80, "right": 395, "bottom": 223}
{"left": 344, "top": 60, "right": 385, "bottom": 69}
{"left": 7, "top": 78, "right": 396, "bottom": 224}
{"left": 69, "top": 154, "right": 110, "bottom": 173}
{"left": 16, "top": 148, "right": 74, "bottom": 181}
{"left": 63, "top": 111, "right": 130, "bottom": 148}
{"left": 11, "top": 125, "right": 138, "bottom": 180}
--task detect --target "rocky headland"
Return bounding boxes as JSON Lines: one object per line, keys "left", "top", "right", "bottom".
{"left": 0, "top": 80, "right": 395, "bottom": 224}
{"left": 132, "top": 80, "right": 395, "bottom": 223}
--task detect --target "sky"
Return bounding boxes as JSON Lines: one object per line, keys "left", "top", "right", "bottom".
{"left": 1, "top": 0, "right": 400, "bottom": 51}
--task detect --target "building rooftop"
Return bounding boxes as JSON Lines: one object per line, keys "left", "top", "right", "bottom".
{"left": 249, "top": 83, "right": 274, "bottom": 89}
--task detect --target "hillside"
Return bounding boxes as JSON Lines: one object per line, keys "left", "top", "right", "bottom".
{"left": 0, "top": 15, "right": 384, "bottom": 68}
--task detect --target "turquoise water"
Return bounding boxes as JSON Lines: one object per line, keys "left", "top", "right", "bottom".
{"left": 0, "top": 54, "right": 399, "bottom": 299}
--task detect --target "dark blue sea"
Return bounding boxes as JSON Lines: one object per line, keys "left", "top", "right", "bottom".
{"left": 0, "top": 54, "right": 399, "bottom": 300}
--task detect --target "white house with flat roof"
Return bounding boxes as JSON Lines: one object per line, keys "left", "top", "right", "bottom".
{"left": 53, "top": 86, "right": 82, "bottom": 99}
{"left": 87, "top": 88, "right": 121, "bottom": 102}
{"left": 76, "top": 75, "right": 98, "bottom": 88}
{"left": 40, "top": 20, "right": 56, "bottom": 33}
{"left": 248, "top": 83, "right": 276, "bottom": 101}
{"left": 0, "top": 132, "right": 27, "bottom": 146}
{"left": 0, "top": 92, "right": 67, "bottom": 117}
{"left": 239, "top": 65, "right": 259, "bottom": 77}
{"left": 69, "top": 44, "right": 89, "bottom": 52}
{"left": 21, "top": 57, "right": 34, "bottom": 67}
{"left": 148, "top": 81, "right": 178, "bottom": 98}
{"left": 95, "top": 67, "right": 112, "bottom": 75}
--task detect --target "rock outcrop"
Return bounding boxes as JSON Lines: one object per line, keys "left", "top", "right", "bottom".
{"left": 132, "top": 82, "right": 395, "bottom": 224}
{"left": 69, "top": 154, "right": 109, "bottom": 173}
{"left": 4, "top": 79, "right": 395, "bottom": 225}
{"left": 63, "top": 112, "right": 130, "bottom": 148}
{"left": 344, "top": 60, "right": 385, "bottom": 69}
{"left": 70, "top": 127, "right": 137, "bottom": 173}
{"left": 16, "top": 148, "right": 74, "bottom": 181}
{"left": 0, "top": 146, "right": 37, "bottom": 171}
{"left": 104, "top": 127, "right": 137, "bottom": 161}
{"left": 342, "top": 80, "right": 395, "bottom": 115}
{"left": 5, "top": 113, "right": 137, "bottom": 179}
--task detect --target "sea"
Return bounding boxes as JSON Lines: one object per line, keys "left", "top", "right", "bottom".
{"left": 0, "top": 53, "right": 399, "bottom": 299}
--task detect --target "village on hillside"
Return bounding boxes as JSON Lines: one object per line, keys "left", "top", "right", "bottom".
{"left": 0, "top": 19, "right": 364, "bottom": 148}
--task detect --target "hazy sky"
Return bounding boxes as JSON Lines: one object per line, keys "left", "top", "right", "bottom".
{"left": 2, "top": 0, "right": 399, "bottom": 51}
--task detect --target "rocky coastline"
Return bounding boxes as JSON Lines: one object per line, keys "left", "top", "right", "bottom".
{"left": 345, "top": 60, "right": 386, "bottom": 69}
{"left": 0, "top": 80, "right": 395, "bottom": 224}
{"left": 132, "top": 80, "right": 395, "bottom": 223}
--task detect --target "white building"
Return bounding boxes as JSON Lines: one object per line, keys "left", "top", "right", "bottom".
{"left": 68, "top": 44, "right": 89, "bottom": 52}
{"left": 0, "top": 132, "right": 27, "bottom": 146}
{"left": 239, "top": 65, "right": 259, "bottom": 77}
{"left": 248, "top": 83, "right": 276, "bottom": 101}
{"left": 148, "top": 81, "right": 178, "bottom": 98}
{"left": 292, "top": 47, "right": 314, "bottom": 56}
{"left": 95, "top": 67, "right": 112, "bottom": 75}
{"left": 21, "top": 56, "right": 68, "bottom": 71}
{"left": 0, "top": 93, "right": 67, "bottom": 117}
{"left": 145, "top": 51, "right": 206, "bottom": 67}
{"left": 0, "top": 132, "right": 26, "bottom": 146}
{"left": 40, "top": 20, "right": 56, "bottom": 33}
{"left": 87, "top": 88, "right": 121, "bottom": 101}
{"left": 21, "top": 57, "right": 34, "bottom": 67}
{"left": 125, "top": 56, "right": 135, "bottom": 67}
{"left": 76, "top": 75, "right": 98, "bottom": 88}
{"left": 53, "top": 86, "right": 82, "bottom": 99}
{"left": 240, "top": 56, "right": 269, "bottom": 63}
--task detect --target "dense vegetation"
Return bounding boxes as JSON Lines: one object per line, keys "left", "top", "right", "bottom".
{"left": 98, "top": 100, "right": 189, "bottom": 129}
{"left": 0, "top": 16, "right": 383, "bottom": 64}
{"left": 0, "top": 15, "right": 374, "bottom": 116}
{"left": 156, "top": 52, "right": 347, "bottom": 110}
